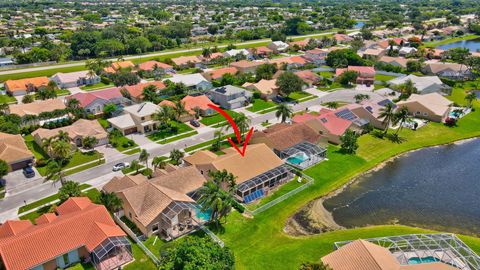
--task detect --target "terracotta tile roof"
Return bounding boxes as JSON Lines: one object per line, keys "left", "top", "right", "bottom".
{"left": 119, "top": 81, "right": 166, "bottom": 99}
{"left": 293, "top": 110, "right": 352, "bottom": 136}
{"left": 102, "top": 174, "right": 148, "bottom": 194}
{"left": 67, "top": 87, "right": 124, "bottom": 108}
{"left": 0, "top": 197, "right": 126, "bottom": 270}
{"left": 230, "top": 60, "right": 263, "bottom": 68}
{"left": 4, "top": 77, "right": 49, "bottom": 92}
{"left": 206, "top": 52, "right": 224, "bottom": 59}
{"left": 244, "top": 79, "right": 278, "bottom": 95}
{"left": 294, "top": 70, "right": 321, "bottom": 84}
{"left": 205, "top": 67, "right": 238, "bottom": 80}
{"left": 181, "top": 95, "right": 215, "bottom": 112}
{"left": 0, "top": 220, "right": 33, "bottom": 238}
{"left": 184, "top": 143, "right": 284, "bottom": 184}
{"left": 159, "top": 99, "right": 176, "bottom": 108}
{"left": 336, "top": 66, "right": 375, "bottom": 78}
{"left": 171, "top": 55, "right": 202, "bottom": 66}
{"left": 334, "top": 34, "right": 353, "bottom": 42}
{"left": 289, "top": 38, "right": 310, "bottom": 48}
{"left": 137, "top": 60, "right": 173, "bottom": 71}
{"left": 150, "top": 166, "right": 206, "bottom": 195}
{"left": 250, "top": 123, "right": 322, "bottom": 151}
{"left": 8, "top": 99, "right": 66, "bottom": 117}
{"left": 253, "top": 46, "right": 273, "bottom": 54}
{"left": 32, "top": 119, "right": 107, "bottom": 142}
{"left": 0, "top": 132, "right": 33, "bottom": 165}
{"left": 34, "top": 213, "right": 57, "bottom": 225}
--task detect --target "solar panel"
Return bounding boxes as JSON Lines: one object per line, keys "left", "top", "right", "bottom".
{"left": 335, "top": 109, "right": 358, "bottom": 121}
{"left": 320, "top": 118, "right": 327, "bottom": 123}
{"left": 365, "top": 106, "right": 373, "bottom": 113}
{"left": 377, "top": 99, "right": 393, "bottom": 107}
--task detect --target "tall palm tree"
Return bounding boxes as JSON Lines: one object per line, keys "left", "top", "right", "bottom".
{"left": 275, "top": 103, "right": 293, "bottom": 123}
{"left": 393, "top": 106, "right": 411, "bottom": 135}
{"left": 99, "top": 192, "right": 123, "bottom": 213}
{"left": 45, "top": 160, "right": 66, "bottom": 186}
{"left": 324, "top": 101, "right": 339, "bottom": 109}
{"left": 50, "top": 140, "right": 71, "bottom": 164}
{"left": 212, "top": 127, "right": 224, "bottom": 152}
{"left": 400, "top": 79, "right": 416, "bottom": 98}
{"left": 152, "top": 156, "right": 167, "bottom": 170}
{"left": 226, "top": 113, "right": 251, "bottom": 140}
{"left": 66, "top": 98, "right": 80, "bottom": 110}
{"left": 202, "top": 47, "right": 212, "bottom": 58}
{"left": 169, "top": 148, "right": 184, "bottom": 165}
{"left": 129, "top": 160, "right": 141, "bottom": 174}
{"left": 173, "top": 100, "right": 187, "bottom": 121}
{"left": 154, "top": 106, "right": 174, "bottom": 129}
{"left": 379, "top": 102, "right": 395, "bottom": 135}
{"left": 56, "top": 131, "right": 70, "bottom": 142}
{"left": 139, "top": 149, "right": 150, "bottom": 169}
{"left": 465, "top": 92, "right": 477, "bottom": 108}
{"left": 209, "top": 169, "right": 237, "bottom": 193}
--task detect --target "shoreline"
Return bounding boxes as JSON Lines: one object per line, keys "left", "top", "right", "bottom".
{"left": 285, "top": 136, "right": 480, "bottom": 236}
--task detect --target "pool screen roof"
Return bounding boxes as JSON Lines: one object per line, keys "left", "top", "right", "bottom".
{"left": 334, "top": 234, "right": 480, "bottom": 270}
{"left": 237, "top": 164, "right": 292, "bottom": 192}
{"left": 161, "top": 201, "right": 197, "bottom": 222}
{"left": 92, "top": 236, "right": 131, "bottom": 261}
{"left": 282, "top": 141, "right": 326, "bottom": 157}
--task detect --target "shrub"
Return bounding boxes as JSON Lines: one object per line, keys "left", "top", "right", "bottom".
{"left": 142, "top": 168, "right": 153, "bottom": 178}
{"left": 253, "top": 91, "right": 261, "bottom": 99}
{"left": 100, "top": 76, "right": 111, "bottom": 84}
{"left": 444, "top": 117, "right": 457, "bottom": 127}
{"left": 86, "top": 114, "right": 95, "bottom": 120}
{"left": 36, "top": 159, "right": 47, "bottom": 167}
{"left": 122, "top": 141, "right": 130, "bottom": 148}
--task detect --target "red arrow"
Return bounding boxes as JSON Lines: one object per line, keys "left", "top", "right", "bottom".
{"left": 208, "top": 104, "right": 254, "bottom": 156}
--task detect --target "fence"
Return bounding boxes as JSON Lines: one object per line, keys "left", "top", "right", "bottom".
{"left": 196, "top": 221, "right": 225, "bottom": 248}
{"left": 113, "top": 213, "right": 161, "bottom": 266}
{"left": 251, "top": 173, "right": 315, "bottom": 215}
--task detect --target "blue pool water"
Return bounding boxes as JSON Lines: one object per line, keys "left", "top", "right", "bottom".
{"left": 354, "top": 21, "right": 365, "bottom": 29}
{"left": 194, "top": 206, "right": 211, "bottom": 221}
{"left": 408, "top": 256, "right": 439, "bottom": 264}
{"left": 287, "top": 153, "right": 309, "bottom": 165}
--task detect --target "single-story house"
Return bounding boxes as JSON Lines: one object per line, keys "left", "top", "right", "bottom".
{"left": 182, "top": 94, "right": 216, "bottom": 116}
{"left": 184, "top": 143, "right": 294, "bottom": 203}
{"left": 250, "top": 46, "right": 273, "bottom": 58}
{"left": 378, "top": 56, "right": 409, "bottom": 69}
{"left": 4, "top": 76, "right": 49, "bottom": 96}
{"left": 165, "top": 73, "right": 212, "bottom": 92}
{"left": 343, "top": 99, "right": 396, "bottom": 130}
{"left": 267, "top": 41, "right": 289, "bottom": 53}
{"left": 102, "top": 166, "right": 207, "bottom": 240}
{"left": 230, "top": 60, "right": 264, "bottom": 74}
{"left": 304, "top": 48, "right": 329, "bottom": 65}
{"left": 137, "top": 60, "right": 174, "bottom": 74}
{"left": 119, "top": 81, "right": 167, "bottom": 102}
{"left": 0, "top": 197, "right": 133, "bottom": 270}
{"left": 51, "top": 71, "right": 100, "bottom": 89}
{"left": 202, "top": 67, "right": 238, "bottom": 81}
{"left": 8, "top": 99, "right": 67, "bottom": 125}
{"left": 250, "top": 123, "right": 327, "bottom": 169}
{"left": 294, "top": 70, "right": 322, "bottom": 87}
{"left": 32, "top": 119, "right": 108, "bottom": 148}
{"left": 360, "top": 48, "right": 386, "bottom": 59}
{"left": 269, "top": 56, "right": 310, "bottom": 69}
{"left": 334, "top": 34, "right": 353, "bottom": 43}
{"left": 223, "top": 49, "right": 250, "bottom": 58}
{"left": 399, "top": 47, "right": 417, "bottom": 57}
{"left": 208, "top": 85, "right": 252, "bottom": 110}
{"left": 243, "top": 79, "right": 278, "bottom": 100}
{"left": 422, "top": 62, "right": 472, "bottom": 80}
{"left": 292, "top": 108, "right": 363, "bottom": 144}
{"left": 288, "top": 38, "right": 310, "bottom": 50}
{"left": 396, "top": 93, "right": 453, "bottom": 122}
{"left": 336, "top": 66, "right": 375, "bottom": 86}
{"left": 0, "top": 132, "right": 34, "bottom": 171}
{"left": 107, "top": 102, "right": 160, "bottom": 135}
{"left": 388, "top": 74, "right": 452, "bottom": 95}
{"left": 66, "top": 87, "right": 131, "bottom": 115}
{"left": 170, "top": 55, "right": 203, "bottom": 67}
{"left": 158, "top": 100, "right": 195, "bottom": 122}
{"left": 321, "top": 238, "right": 458, "bottom": 270}
{"left": 103, "top": 61, "right": 135, "bottom": 73}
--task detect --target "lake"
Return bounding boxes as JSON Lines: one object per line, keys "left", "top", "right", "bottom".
{"left": 323, "top": 138, "right": 480, "bottom": 235}
{"left": 436, "top": 38, "right": 480, "bottom": 52}
{"left": 354, "top": 21, "right": 365, "bottom": 29}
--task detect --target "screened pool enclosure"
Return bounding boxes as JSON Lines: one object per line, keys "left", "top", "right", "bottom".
{"left": 334, "top": 234, "right": 480, "bottom": 270}
{"left": 280, "top": 142, "right": 327, "bottom": 169}
{"left": 92, "top": 236, "right": 133, "bottom": 270}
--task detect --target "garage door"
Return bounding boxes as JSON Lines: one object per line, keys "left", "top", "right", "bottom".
{"left": 10, "top": 159, "right": 32, "bottom": 171}
{"left": 124, "top": 127, "right": 137, "bottom": 135}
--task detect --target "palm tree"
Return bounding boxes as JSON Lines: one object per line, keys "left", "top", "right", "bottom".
{"left": 0, "top": 103, "right": 8, "bottom": 114}
{"left": 209, "top": 169, "right": 237, "bottom": 193}
{"left": 82, "top": 136, "right": 98, "bottom": 150}
{"left": 465, "top": 91, "right": 477, "bottom": 108}
{"left": 139, "top": 149, "right": 150, "bottom": 169}
{"left": 87, "top": 69, "right": 97, "bottom": 79}
{"left": 324, "top": 101, "right": 339, "bottom": 109}
{"left": 202, "top": 47, "right": 212, "bottom": 58}
{"left": 45, "top": 160, "right": 66, "bottom": 186}
{"left": 299, "top": 262, "right": 331, "bottom": 270}
{"left": 154, "top": 106, "right": 174, "bottom": 129}
{"left": 399, "top": 79, "right": 416, "bottom": 98}
{"left": 58, "top": 181, "right": 82, "bottom": 203}
{"left": 226, "top": 113, "right": 251, "bottom": 140}
{"left": 66, "top": 98, "right": 80, "bottom": 110}
{"left": 169, "top": 149, "right": 184, "bottom": 165}
{"left": 50, "top": 140, "right": 71, "bottom": 164}
{"left": 129, "top": 160, "right": 141, "bottom": 174}
{"left": 152, "top": 156, "right": 167, "bottom": 170}
{"left": 275, "top": 103, "right": 292, "bottom": 123}
{"left": 393, "top": 106, "right": 411, "bottom": 135}
{"left": 211, "top": 127, "right": 224, "bottom": 152}
{"left": 56, "top": 130, "right": 70, "bottom": 142}
{"left": 173, "top": 100, "right": 187, "bottom": 121}
{"left": 99, "top": 192, "right": 123, "bottom": 213}
{"left": 379, "top": 102, "right": 395, "bottom": 135}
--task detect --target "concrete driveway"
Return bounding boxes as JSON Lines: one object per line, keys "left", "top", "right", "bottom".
{"left": 95, "top": 145, "right": 126, "bottom": 162}
{"left": 319, "top": 89, "right": 386, "bottom": 104}
{"left": 4, "top": 167, "right": 43, "bottom": 196}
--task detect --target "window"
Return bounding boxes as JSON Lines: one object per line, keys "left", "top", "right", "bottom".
{"left": 141, "top": 117, "right": 145, "bottom": 120}
{"left": 152, "top": 224, "right": 159, "bottom": 233}
{"left": 200, "top": 170, "right": 204, "bottom": 175}
{"left": 416, "top": 111, "right": 421, "bottom": 115}
{"left": 423, "top": 112, "right": 428, "bottom": 116}
{"left": 129, "top": 212, "right": 132, "bottom": 219}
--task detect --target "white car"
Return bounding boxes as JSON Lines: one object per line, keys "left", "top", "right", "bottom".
{"left": 112, "top": 162, "right": 130, "bottom": 171}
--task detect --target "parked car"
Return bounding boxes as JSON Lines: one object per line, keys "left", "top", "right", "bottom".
{"left": 190, "top": 119, "right": 201, "bottom": 127}
{"left": 23, "top": 166, "right": 35, "bottom": 178}
{"left": 112, "top": 162, "right": 130, "bottom": 171}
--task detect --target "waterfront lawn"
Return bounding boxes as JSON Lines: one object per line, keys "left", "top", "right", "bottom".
{"left": 211, "top": 88, "right": 480, "bottom": 269}
{"left": 0, "top": 94, "right": 16, "bottom": 104}
{"left": 246, "top": 98, "right": 276, "bottom": 112}
{"left": 200, "top": 110, "right": 240, "bottom": 126}
{"left": 423, "top": 34, "right": 479, "bottom": 47}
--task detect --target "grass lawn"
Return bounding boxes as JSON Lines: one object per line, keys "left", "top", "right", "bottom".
{"left": 200, "top": 110, "right": 240, "bottom": 126}
{"left": 80, "top": 82, "right": 113, "bottom": 91}
{"left": 97, "top": 118, "right": 109, "bottom": 129}
{"left": 24, "top": 134, "right": 49, "bottom": 161}
{"left": 317, "top": 82, "right": 344, "bottom": 91}
{"left": 208, "top": 86, "right": 480, "bottom": 269}
{"left": 246, "top": 98, "right": 276, "bottom": 112}
{"left": 158, "top": 130, "right": 198, "bottom": 144}
{"left": 0, "top": 94, "right": 17, "bottom": 104}
{"left": 287, "top": 91, "right": 312, "bottom": 101}
{"left": 55, "top": 89, "right": 71, "bottom": 96}
{"left": 0, "top": 65, "right": 87, "bottom": 82}
{"left": 184, "top": 133, "right": 236, "bottom": 153}
{"left": 124, "top": 238, "right": 158, "bottom": 270}
{"left": 318, "top": 71, "right": 334, "bottom": 79}
{"left": 375, "top": 74, "right": 397, "bottom": 82}
{"left": 247, "top": 176, "right": 305, "bottom": 211}
{"left": 147, "top": 121, "right": 194, "bottom": 142}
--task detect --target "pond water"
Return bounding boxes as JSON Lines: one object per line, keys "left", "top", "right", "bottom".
{"left": 323, "top": 138, "right": 480, "bottom": 235}
{"left": 436, "top": 38, "right": 480, "bottom": 52}
{"left": 354, "top": 21, "right": 365, "bottom": 29}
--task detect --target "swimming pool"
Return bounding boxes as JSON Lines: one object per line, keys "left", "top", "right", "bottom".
{"left": 194, "top": 206, "right": 211, "bottom": 222}
{"left": 287, "top": 152, "right": 309, "bottom": 165}
{"left": 408, "top": 256, "right": 439, "bottom": 264}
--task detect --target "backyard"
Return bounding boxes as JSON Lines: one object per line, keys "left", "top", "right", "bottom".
{"left": 210, "top": 86, "right": 480, "bottom": 269}
{"left": 199, "top": 110, "right": 240, "bottom": 126}
{"left": 246, "top": 98, "right": 276, "bottom": 112}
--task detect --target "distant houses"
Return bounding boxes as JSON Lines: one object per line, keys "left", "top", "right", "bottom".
{"left": 388, "top": 74, "right": 452, "bottom": 95}
{"left": 397, "top": 93, "right": 453, "bottom": 122}
{"left": 67, "top": 87, "right": 131, "bottom": 115}
{"left": 4, "top": 76, "right": 49, "bottom": 96}
{"left": 165, "top": 73, "right": 212, "bottom": 92}
{"left": 208, "top": 85, "right": 252, "bottom": 110}
{"left": 51, "top": 70, "right": 100, "bottom": 89}
{"left": 335, "top": 66, "right": 375, "bottom": 86}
